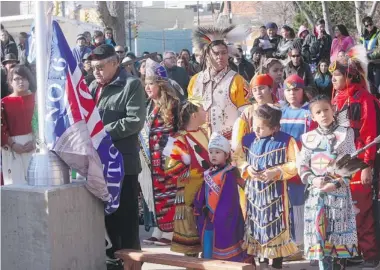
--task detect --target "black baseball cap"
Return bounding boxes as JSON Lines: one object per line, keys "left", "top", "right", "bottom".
{"left": 87, "top": 44, "right": 116, "bottom": 61}
{"left": 82, "top": 52, "right": 91, "bottom": 62}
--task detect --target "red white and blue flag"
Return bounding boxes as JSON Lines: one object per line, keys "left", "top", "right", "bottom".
{"left": 45, "top": 21, "right": 124, "bottom": 214}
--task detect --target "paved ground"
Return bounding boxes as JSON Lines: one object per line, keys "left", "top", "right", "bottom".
{"left": 139, "top": 226, "right": 362, "bottom": 270}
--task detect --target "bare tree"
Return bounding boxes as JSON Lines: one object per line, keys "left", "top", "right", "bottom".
{"left": 304, "top": 2, "right": 319, "bottom": 21}
{"left": 355, "top": 1, "right": 365, "bottom": 36}
{"left": 321, "top": 1, "right": 333, "bottom": 35}
{"left": 369, "top": 1, "right": 379, "bottom": 18}
{"left": 295, "top": 1, "right": 315, "bottom": 29}
{"left": 96, "top": 1, "right": 126, "bottom": 47}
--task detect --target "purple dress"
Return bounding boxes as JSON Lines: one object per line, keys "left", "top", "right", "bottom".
{"left": 193, "top": 164, "right": 253, "bottom": 263}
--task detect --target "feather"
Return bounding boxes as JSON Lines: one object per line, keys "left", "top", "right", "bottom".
{"left": 346, "top": 45, "right": 370, "bottom": 91}
{"left": 192, "top": 25, "right": 250, "bottom": 57}
{"left": 333, "top": 158, "right": 368, "bottom": 176}
{"left": 192, "top": 26, "right": 234, "bottom": 52}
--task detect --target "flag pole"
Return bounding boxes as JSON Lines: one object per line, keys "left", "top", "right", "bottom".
{"left": 35, "top": 1, "right": 47, "bottom": 154}
{"left": 27, "top": 2, "right": 70, "bottom": 186}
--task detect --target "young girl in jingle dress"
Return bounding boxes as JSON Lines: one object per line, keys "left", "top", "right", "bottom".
{"left": 297, "top": 95, "right": 358, "bottom": 270}
{"left": 235, "top": 104, "right": 299, "bottom": 269}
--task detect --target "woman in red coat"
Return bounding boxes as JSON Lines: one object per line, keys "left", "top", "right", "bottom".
{"left": 331, "top": 46, "right": 380, "bottom": 269}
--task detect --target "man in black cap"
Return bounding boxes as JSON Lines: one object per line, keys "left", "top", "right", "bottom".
{"left": 87, "top": 44, "right": 146, "bottom": 267}
{"left": 72, "top": 34, "right": 92, "bottom": 69}
{"left": 2, "top": 53, "right": 19, "bottom": 73}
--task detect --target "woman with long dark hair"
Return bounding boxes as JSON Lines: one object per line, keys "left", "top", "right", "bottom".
{"left": 331, "top": 46, "right": 380, "bottom": 269}
{"left": 330, "top": 24, "right": 355, "bottom": 63}
{"left": 177, "top": 55, "right": 191, "bottom": 76}
{"left": 275, "top": 25, "right": 295, "bottom": 61}
{"left": 314, "top": 59, "right": 333, "bottom": 97}
{"left": 139, "top": 59, "right": 181, "bottom": 246}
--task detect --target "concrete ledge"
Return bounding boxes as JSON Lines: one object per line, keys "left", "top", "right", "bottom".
{"left": 1, "top": 182, "right": 106, "bottom": 270}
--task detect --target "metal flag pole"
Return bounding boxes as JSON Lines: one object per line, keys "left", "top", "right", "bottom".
{"left": 35, "top": 1, "right": 48, "bottom": 154}
{"left": 27, "top": 1, "right": 70, "bottom": 186}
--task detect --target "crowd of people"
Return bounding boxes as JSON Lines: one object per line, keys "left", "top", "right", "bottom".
{"left": 1, "top": 15, "right": 380, "bottom": 270}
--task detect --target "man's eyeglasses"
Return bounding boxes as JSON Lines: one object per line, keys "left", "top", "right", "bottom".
{"left": 116, "top": 51, "right": 124, "bottom": 54}
{"left": 365, "top": 23, "right": 373, "bottom": 28}
{"left": 291, "top": 55, "right": 301, "bottom": 58}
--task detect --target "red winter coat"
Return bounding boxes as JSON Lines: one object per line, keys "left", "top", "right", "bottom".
{"left": 332, "top": 83, "right": 379, "bottom": 169}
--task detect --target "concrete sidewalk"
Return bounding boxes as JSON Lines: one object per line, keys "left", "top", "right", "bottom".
{"left": 139, "top": 226, "right": 362, "bottom": 270}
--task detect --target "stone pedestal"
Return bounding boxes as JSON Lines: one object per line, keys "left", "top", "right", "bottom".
{"left": 1, "top": 182, "right": 106, "bottom": 270}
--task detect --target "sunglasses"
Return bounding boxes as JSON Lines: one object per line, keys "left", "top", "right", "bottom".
{"left": 291, "top": 55, "right": 300, "bottom": 58}
{"left": 116, "top": 51, "right": 124, "bottom": 54}
{"left": 365, "top": 23, "right": 373, "bottom": 28}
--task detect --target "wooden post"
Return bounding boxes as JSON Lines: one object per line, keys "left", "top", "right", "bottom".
{"left": 123, "top": 259, "right": 142, "bottom": 270}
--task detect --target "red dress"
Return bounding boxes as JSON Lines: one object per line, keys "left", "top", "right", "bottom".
{"left": 332, "top": 83, "right": 380, "bottom": 261}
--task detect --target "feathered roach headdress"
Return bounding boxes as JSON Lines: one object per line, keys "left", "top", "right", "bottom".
{"left": 329, "top": 45, "right": 370, "bottom": 91}
{"left": 192, "top": 25, "right": 252, "bottom": 58}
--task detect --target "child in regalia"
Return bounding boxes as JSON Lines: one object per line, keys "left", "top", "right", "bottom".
{"left": 163, "top": 96, "right": 211, "bottom": 256}
{"left": 235, "top": 104, "right": 299, "bottom": 269}
{"left": 297, "top": 95, "right": 358, "bottom": 270}
{"left": 280, "top": 74, "right": 316, "bottom": 254}
{"left": 193, "top": 133, "right": 253, "bottom": 264}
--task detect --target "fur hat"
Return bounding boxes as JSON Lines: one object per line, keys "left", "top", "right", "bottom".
{"left": 208, "top": 132, "right": 230, "bottom": 153}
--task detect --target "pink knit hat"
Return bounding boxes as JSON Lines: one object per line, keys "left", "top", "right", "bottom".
{"left": 297, "top": 25, "right": 309, "bottom": 38}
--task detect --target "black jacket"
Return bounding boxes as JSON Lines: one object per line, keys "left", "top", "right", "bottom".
{"left": 284, "top": 61, "right": 314, "bottom": 87}
{"left": 275, "top": 38, "right": 294, "bottom": 60}
{"left": 166, "top": 66, "right": 190, "bottom": 94}
{"left": 1, "top": 68, "right": 10, "bottom": 98}
{"left": 231, "top": 58, "right": 255, "bottom": 82}
{"left": 1, "top": 40, "right": 18, "bottom": 61}
{"left": 89, "top": 68, "right": 147, "bottom": 175}
{"left": 302, "top": 32, "right": 332, "bottom": 63}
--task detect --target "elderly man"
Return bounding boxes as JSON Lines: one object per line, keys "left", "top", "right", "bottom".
{"left": 87, "top": 44, "right": 146, "bottom": 266}
{"left": 163, "top": 51, "right": 189, "bottom": 94}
